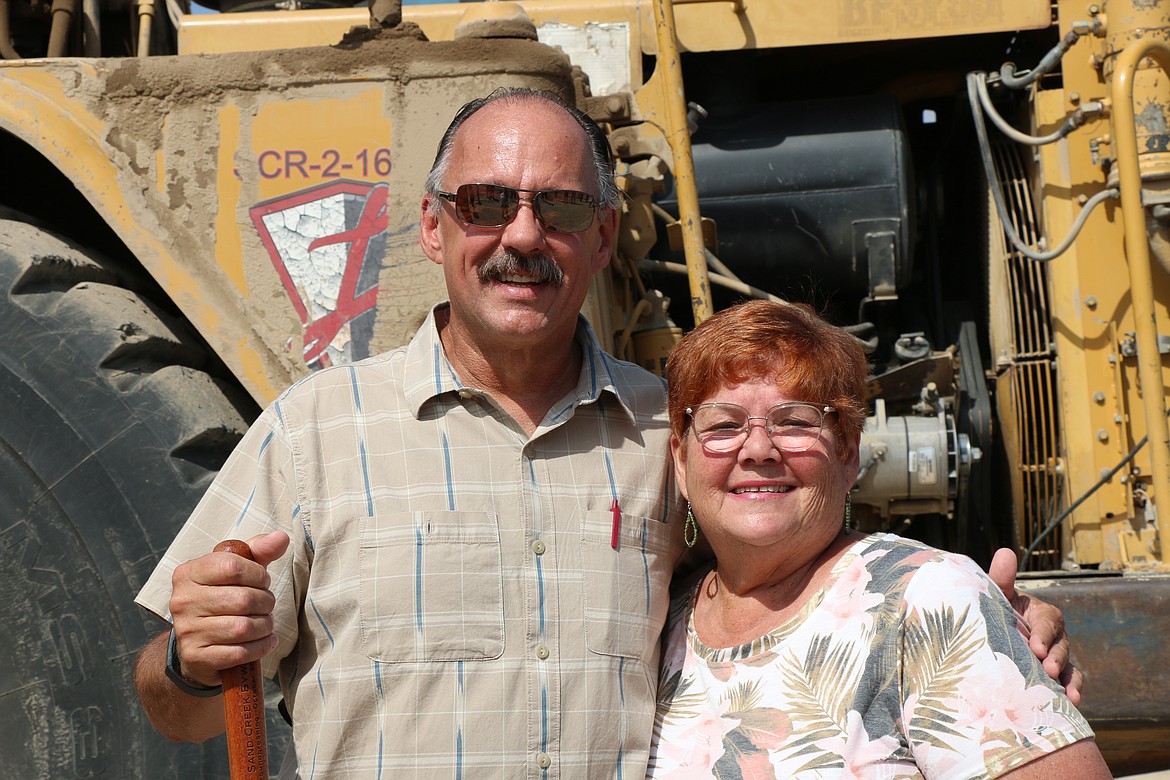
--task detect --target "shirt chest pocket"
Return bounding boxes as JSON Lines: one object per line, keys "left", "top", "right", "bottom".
{"left": 359, "top": 511, "right": 504, "bottom": 663}
{"left": 581, "top": 510, "right": 675, "bottom": 661}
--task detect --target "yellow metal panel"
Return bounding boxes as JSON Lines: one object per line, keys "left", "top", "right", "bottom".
{"left": 177, "top": 4, "right": 643, "bottom": 55}
{"left": 178, "top": 3, "right": 645, "bottom": 88}
{"left": 216, "top": 103, "right": 248, "bottom": 295}
{"left": 238, "top": 88, "right": 395, "bottom": 370}
{"left": 179, "top": 0, "right": 1051, "bottom": 58}
{"left": 1034, "top": 88, "right": 1121, "bottom": 566}
{"left": 178, "top": 8, "right": 367, "bottom": 55}
{"left": 1039, "top": 0, "right": 1170, "bottom": 567}
{"left": 1108, "top": 36, "right": 1170, "bottom": 567}
{"left": 156, "top": 115, "right": 167, "bottom": 194}
{"left": 668, "top": 0, "right": 1052, "bottom": 52}
{"left": 0, "top": 63, "right": 108, "bottom": 137}
{"left": 249, "top": 91, "right": 392, "bottom": 201}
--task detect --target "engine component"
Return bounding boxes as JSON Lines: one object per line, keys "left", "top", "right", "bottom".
{"left": 657, "top": 95, "right": 913, "bottom": 304}
{"left": 853, "top": 399, "right": 977, "bottom": 519}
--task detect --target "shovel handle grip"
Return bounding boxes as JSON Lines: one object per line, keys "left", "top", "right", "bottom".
{"left": 214, "top": 539, "right": 269, "bottom": 778}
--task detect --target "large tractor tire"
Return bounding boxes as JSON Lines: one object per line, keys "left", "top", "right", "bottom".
{"left": 0, "top": 217, "right": 287, "bottom": 776}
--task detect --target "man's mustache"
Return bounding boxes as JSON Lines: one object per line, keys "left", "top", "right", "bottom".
{"left": 479, "top": 251, "right": 564, "bottom": 287}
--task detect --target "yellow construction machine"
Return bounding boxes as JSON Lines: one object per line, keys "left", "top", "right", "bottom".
{"left": 0, "top": 0, "right": 1167, "bottom": 774}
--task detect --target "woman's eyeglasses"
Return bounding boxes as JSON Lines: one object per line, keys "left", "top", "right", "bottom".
{"left": 434, "top": 183, "right": 600, "bottom": 233}
{"left": 685, "top": 402, "right": 837, "bottom": 453}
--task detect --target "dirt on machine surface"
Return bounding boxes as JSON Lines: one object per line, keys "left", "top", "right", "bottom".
{"left": 100, "top": 26, "right": 569, "bottom": 129}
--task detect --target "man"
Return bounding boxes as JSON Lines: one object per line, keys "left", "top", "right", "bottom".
{"left": 134, "top": 88, "right": 1076, "bottom": 777}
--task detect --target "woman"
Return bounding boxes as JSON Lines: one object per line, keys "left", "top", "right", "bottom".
{"left": 649, "top": 300, "right": 1109, "bottom": 779}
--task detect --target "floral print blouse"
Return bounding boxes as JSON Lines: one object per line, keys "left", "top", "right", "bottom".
{"left": 648, "top": 533, "right": 1093, "bottom": 779}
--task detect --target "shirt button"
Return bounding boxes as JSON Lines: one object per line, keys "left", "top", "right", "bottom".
{"left": 535, "top": 644, "right": 550, "bottom": 660}
{"left": 457, "top": 389, "right": 475, "bottom": 399}
{"left": 531, "top": 539, "right": 546, "bottom": 555}
{"left": 536, "top": 753, "right": 552, "bottom": 769}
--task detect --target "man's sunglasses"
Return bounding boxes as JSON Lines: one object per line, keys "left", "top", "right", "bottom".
{"left": 435, "top": 183, "right": 600, "bottom": 233}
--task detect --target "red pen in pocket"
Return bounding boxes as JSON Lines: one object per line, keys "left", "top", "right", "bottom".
{"left": 610, "top": 498, "right": 622, "bottom": 550}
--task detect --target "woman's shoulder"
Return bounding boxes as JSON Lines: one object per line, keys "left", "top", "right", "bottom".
{"left": 850, "top": 532, "right": 981, "bottom": 567}
{"left": 845, "top": 533, "right": 993, "bottom": 600}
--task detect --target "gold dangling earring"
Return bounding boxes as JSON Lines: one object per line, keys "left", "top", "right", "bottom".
{"left": 843, "top": 493, "right": 853, "bottom": 532}
{"left": 684, "top": 502, "right": 698, "bottom": 548}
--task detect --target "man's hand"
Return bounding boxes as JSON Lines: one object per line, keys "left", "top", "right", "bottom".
{"left": 168, "top": 531, "right": 290, "bottom": 688}
{"left": 135, "top": 531, "right": 290, "bottom": 743}
{"left": 988, "top": 547, "right": 1084, "bottom": 705}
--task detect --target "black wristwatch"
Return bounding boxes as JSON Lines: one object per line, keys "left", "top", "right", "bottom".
{"left": 165, "top": 628, "right": 223, "bottom": 698}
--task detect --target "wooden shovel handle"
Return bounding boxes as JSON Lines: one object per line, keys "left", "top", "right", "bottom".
{"left": 214, "top": 539, "right": 269, "bottom": 778}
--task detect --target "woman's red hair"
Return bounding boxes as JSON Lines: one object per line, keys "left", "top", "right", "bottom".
{"left": 665, "top": 300, "right": 868, "bottom": 458}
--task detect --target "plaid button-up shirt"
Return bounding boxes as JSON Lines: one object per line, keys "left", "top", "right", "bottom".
{"left": 137, "top": 305, "right": 686, "bottom": 778}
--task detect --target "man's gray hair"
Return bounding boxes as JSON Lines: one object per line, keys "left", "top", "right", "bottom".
{"left": 424, "top": 87, "right": 621, "bottom": 214}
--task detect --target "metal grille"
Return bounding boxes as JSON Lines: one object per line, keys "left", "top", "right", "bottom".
{"left": 991, "top": 140, "right": 1063, "bottom": 570}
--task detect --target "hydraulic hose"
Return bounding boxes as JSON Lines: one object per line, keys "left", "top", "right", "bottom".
{"left": 47, "top": 0, "right": 76, "bottom": 58}
{"left": 82, "top": 0, "right": 101, "bottom": 56}
{"left": 0, "top": 0, "right": 20, "bottom": 59}
{"left": 1000, "top": 29, "right": 1084, "bottom": 89}
{"left": 974, "top": 72, "right": 1102, "bottom": 146}
{"left": 137, "top": 0, "right": 155, "bottom": 56}
{"left": 967, "top": 72, "right": 1118, "bottom": 263}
